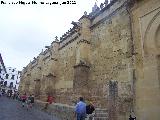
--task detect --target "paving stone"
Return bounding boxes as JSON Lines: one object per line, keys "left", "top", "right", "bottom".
{"left": 0, "top": 97, "right": 59, "bottom": 120}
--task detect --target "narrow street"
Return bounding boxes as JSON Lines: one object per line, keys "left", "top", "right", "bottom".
{"left": 0, "top": 96, "right": 59, "bottom": 120}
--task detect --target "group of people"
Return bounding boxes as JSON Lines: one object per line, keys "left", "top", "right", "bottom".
{"left": 21, "top": 93, "right": 35, "bottom": 110}
{"left": 75, "top": 97, "right": 136, "bottom": 120}
{"left": 75, "top": 97, "right": 95, "bottom": 120}
{"left": 0, "top": 90, "right": 19, "bottom": 99}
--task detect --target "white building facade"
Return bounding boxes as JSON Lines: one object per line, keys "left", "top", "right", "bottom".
{"left": 0, "top": 53, "right": 21, "bottom": 93}
{"left": 0, "top": 53, "right": 7, "bottom": 90}
{"left": 3, "top": 67, "right": 21, "bottom": 91}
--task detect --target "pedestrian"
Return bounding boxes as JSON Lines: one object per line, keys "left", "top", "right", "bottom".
{"left": 10, "top": 90, "right": 13, "bottom": 98}
{"left": 129, "top": 112, "right": 136, "bottom": 120}
{"left": 30, "top": 94, "right": 35, "bottom": 107}
{"left": 27, "top": 94, "right": 34, "bottom": 108}
{"left": 86, "top": 101, "right": 95, "bottom": 120}
{"left": 21, "top": 93, "right": 27, "bottom": 107}
{"left": 75, "top": 97, "right": 86, "bottom": 120}
{"left": 26, "top": 95, "right": 32, "bottom": 110}
{"left": 129, "top": 115, "right": 136, "bottom": 120}
{"left": 48, "top": 95, "right": 54, "bottom": 104}
{"left": 0, "top": 91, "right": 2, "bottom": 97}
{"left": 13, "top": 93, "right": 15, "bottom": 99}
{"left": 44, "top": 95, "right": 54, "bottom": 110}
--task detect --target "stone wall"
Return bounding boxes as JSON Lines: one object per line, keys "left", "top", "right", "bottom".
{"left": 19, "top": 0, "right": 134, "bottom": 119}
{"left": 35, "top": 100, "right": 75, "bottom": 120}
{"left": 131, "top": 0, "right": 160, "bottom": 119}
{"left": 19, "top": 0, "right": 160, "bottom": 120}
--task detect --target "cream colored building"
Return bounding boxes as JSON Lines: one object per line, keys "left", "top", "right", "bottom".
{"left": 19, "top": 0, "right": 160, "bottom": 119}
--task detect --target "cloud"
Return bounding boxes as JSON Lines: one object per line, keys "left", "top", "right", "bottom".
{"left": 0, "top": 0, "right": 106, "bottom": 70}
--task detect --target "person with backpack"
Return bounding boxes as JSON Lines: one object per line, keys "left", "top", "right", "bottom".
{"left": 86, "top": 101, "right": 95, "bottom": 120}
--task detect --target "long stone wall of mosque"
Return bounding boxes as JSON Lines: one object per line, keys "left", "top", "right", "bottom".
{"left": 19, "top": 0, "right": 160, "bottom": 119}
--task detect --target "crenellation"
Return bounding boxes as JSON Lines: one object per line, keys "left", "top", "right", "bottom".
{"left": 91, "top": 0, "right": 127, "bottom": 28}
{"left": 59, "top": 24, "right": 80, "bottom": 44}
{"left": 59, "top": 32, "right": 80, "bottom": 50}
{"left": 43, "top": 55, "right": 51, "bottom": 61}
{"left": 92, "top": 2, "right": 100, "bottom": 13}
{"left": 100, "top": 3, "right": 104, "bottom": 10}
{"left": 77, "top": 39, "right": 90, "bottom": 45}
{"left": 104, "top": 0, "right": 109, "bottom": 7}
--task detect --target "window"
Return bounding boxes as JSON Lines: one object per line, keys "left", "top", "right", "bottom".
{"left": 4, "top": 81, "right": 7, "bottom": 86}
{"left": 0, "top": 81, "right": 3, "bottom": 85}
{"left": 12, "top": 69, "right": 15, "bottom": 72}
{"left": 5, "top": 74, "right": 9, "bottom": 79}
{"left": 10, "top": 82, "right": 13, "bottom": 88}
{"left": 16, "top": 81, "right": 19, "bottom": 84}
{"left": 11, "top": 75, "right": 15, "bottom": 80}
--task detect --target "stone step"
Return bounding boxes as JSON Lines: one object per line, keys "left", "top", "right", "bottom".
{"left": 95, "top": 108, "right": 108, "bottom": 113}
{"left": 94, "top": 113, "right": 108, "bottom": 117}
{"left": 93, "top": 117, "right": 108, "bottom": 120}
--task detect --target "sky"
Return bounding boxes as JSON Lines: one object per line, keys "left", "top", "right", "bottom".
{"left": 0, "top": 0, "right": 107, "bottom": 71}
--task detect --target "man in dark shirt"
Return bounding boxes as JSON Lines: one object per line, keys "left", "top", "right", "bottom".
{"left": 86, "top": 102, "right": 95, "bottom": 114}
{"left": 86, "top": 102, "right": 95, "bottom": 120}
{"left": 129, "top": 115, "right": 136, "bottom": 120}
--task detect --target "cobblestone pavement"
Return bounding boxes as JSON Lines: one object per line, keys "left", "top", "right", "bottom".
{"left": 0, "top": 96, "right": 59, "bottom": 120}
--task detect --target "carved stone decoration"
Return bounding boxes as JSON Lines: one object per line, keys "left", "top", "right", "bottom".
{"left": 46, "top": 73, "right": 56, "bottom": 78}
{"left": 142, "top": 10, "right": 160, "bottom": 55}
{"left": 24, "top": 80, "right": 30, "bottom": 94}
{"left": 37, "top": 66, "right": 41, "bottom": 70}
{"left": 45, "top": 86, "right": 55, "bottom": 96}
{"left": 84, "top": 11, "right": 87, "bottom": 16}
{"left": 44, "top": 73, "right": 56, "bottom": 97}
{"left": 71, "top": 21, "right": 81, "bottom": 30}
{"left": 27, "top": 73, "right": 31, "bottom": 76}
{"left": 104, "top": 0, "right": 108, "bottom": 7}
{"left": 100, "top": 3, "right": 104, "bottom": 9}
{"left": 34, "top": 79, "right": 41, "bottom": 98}
{"left": 73, "top": 63, "right": 90, "bottom": 91}
{"left": 108, "top": 80, "right": 118, "bottom": 120}
{"left": 92, "top": 2, "right": 99, "bottom": 12}
{"left": 55, "top": 36, "right": 59, "bottom": 42}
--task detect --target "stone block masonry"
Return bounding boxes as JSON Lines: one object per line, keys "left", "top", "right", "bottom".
{"left": 19, "top": 0, "right": 160, "bottom": 119}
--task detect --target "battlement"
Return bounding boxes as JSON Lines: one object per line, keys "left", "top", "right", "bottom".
{"left": 89, "top": 0, "right": 118, "bottom": 20}
{"left": 59, "top": 32, "right": 80, "bottom": 50}
{"left": 59, "top": 26, "right": 79, "bottom": 42}
{"left": 57, "top": 0, "right": 127, "bottom": 49}
{"left": 22, "top": 0, "right": 128, "bottom": 73}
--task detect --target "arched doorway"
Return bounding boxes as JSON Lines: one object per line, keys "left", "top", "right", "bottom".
{"left": 138, "top": 10, "right": 160, "bottom": 120}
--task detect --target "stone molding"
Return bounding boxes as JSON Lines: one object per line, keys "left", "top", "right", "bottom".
{"left": 77, "top": 39, "right": 91, "bottom": 45}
